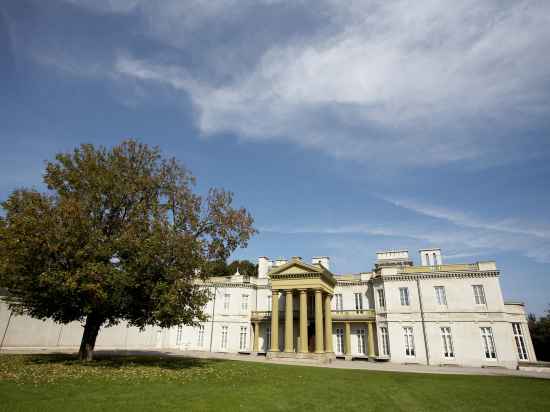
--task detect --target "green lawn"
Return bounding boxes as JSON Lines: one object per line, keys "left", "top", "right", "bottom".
{"left": 1, "top": 354, "right": 549, "bottom": 412}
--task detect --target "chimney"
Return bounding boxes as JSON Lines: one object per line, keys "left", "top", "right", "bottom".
{"left": 258, "top": 257, "right": 270, "bottom": 278}
{"left": 312, "top": 256, "right": 330, "bottom": 270}
{"left": 419, "top": 248, "right": 442, "bottom": 266}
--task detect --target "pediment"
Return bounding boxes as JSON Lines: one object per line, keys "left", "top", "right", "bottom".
{"left": 268, "top": 258, "right": 336, "bottom": 292}
{"left": 269, "top": 259, "right": 326, "bottom": 276}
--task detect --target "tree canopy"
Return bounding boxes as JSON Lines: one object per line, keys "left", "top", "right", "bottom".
{"left": 205, "top": 259, "right": 258, "bottom": 278}
{"left": 0, "top": 140, "right": 256, "bottom": 360}
{"left": 528, "top": 306, "right": 550, "bottom": 361}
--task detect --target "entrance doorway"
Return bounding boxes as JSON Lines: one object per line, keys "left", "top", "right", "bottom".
{"left": 307, "top": 321, "right": 315, "bottom": 352}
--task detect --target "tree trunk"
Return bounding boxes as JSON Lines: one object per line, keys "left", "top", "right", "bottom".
{"left": 78, "top": 314, "right": 103, "bottom": 361}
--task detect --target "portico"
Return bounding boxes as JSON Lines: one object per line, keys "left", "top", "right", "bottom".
{"left": 262, "top": 257, "right": 337, "bottom": 362}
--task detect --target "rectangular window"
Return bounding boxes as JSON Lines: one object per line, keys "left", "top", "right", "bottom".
{"left": 473, "top": 285, "right": 486, "bottom": 305}
{"left": 335, "top": 294, "right": 343, "bottom": 311}
{"left": 336, "top": 328, "right": 344, "bottom": 354}
{"left": 355, "top": 293, "right": 363, "bottom": 312}
{"left": 480, "top": 327, "right": 496, "bottom": 359}
{"left": 357, "top": 329, "right": 366, "bottom": 355}
{"left": 380, "top": 327, "right": 390, "bottom": 356}
{"left": 241, "top": 294, "right": 249, "bottom": 312}
{"left": 399, "top": 287, "right": 410, "bottom": 306}
{"left": 377, "top": 289, "right": 386, "bottom": 308}
{"left": 221, "top": 325, "right": 228, "bottom": 350}
{"left": 197, "top": 325, "right": 205, "bottom": 347}
{"left": 176, "top": 325, "right": 183, "bottom": 346}
{"left": 435, "top": 286, "right": 447, "bottom": 306}
{"left": 403, "top": 327, "right": 415, "bottom": 356}
{"left": 223, "top": 293, "right": 231, "bottom": 312}
{"left": 239, "top": 326, "right": 248, "bottom": 351}
{"left": 512, "top": 323, "right": 528, "bottom": 360}
{"left": 441, "top": 327, "right": 454, "bottom": 358}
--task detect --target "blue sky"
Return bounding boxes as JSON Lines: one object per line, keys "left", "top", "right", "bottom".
{"left": 1, "top": 0, "right": 550, "bottom": 314}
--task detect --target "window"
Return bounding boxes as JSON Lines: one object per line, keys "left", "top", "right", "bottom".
{"left": 480, "top": 327, "right": 496, "bottom": 359}
{"left": 223, "top": 294, "right": 231, "bottom": 312}
{"left": 221, "top": 326, "right": 228, "bottom": 350}
{"left": 336, "top": 328, "right": 344, "bottom": 354}
{"left": 433, "top": 252, "right": 437, "bottom": 266}
{"left": 441, "top": 327, "right": 454, "bottom": 358}
{"left": 266, "top": 326, "right": 271, "bottom": 350}
{"left": 512, "top": 323, "right": 528, "bottom": 360}
{"left": 425, "top": 253, "right": 430, "bottom": 265}
{"left": 239, "top": 326, "right": 248, "bottom": 351}
{"left": 473, "top": 285, "right": 486, "bottom": 305}
{"left": 403, "top": 327, "right": 415, "bottom": 356}
{"left": 355, "top": 293, "right": 363, "bottom": 312}
{"left": 435, "top": 286, "right": 447, "bottom": 306}
{"left": 241, "top": 294, "right": 249, "bottom": 312}
{"left": 335, "top": 294, "right": 343, "bottom": 311}
{"left": 176, "top": 325, "right": 183, "bottom": 346}
{"left": 357, "top": 329, "right": 366, "bottom": 355}
{"left": 377, "top": 289, "right": 386, "bottom": 308}
{"left": 380, "top": 327, "right": 390, "bottom": 356}
{"left": 197, "top": 325, "right": 205, "bottom": 347}
{"left": 399, "top": 287, "right": 410, "bottom": 306}
{"left": 267, "top": 295, "right": 272, "bottom": 312}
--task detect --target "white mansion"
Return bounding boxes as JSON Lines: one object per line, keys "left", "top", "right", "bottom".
{"left": 0, "top": 249, "right": 536, "bottom": 369}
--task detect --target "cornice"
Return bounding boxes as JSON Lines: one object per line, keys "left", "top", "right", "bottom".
{"left": 384, "top": 270, "right": 500, "bottom": 281}
{"left": 270, "top": 271, "right": 337, "bottom": 287}
{"left": 336, "top": 280, "right": 370, "bottom": 286}
{"left": 200, "top": 282, "right": 270, "bottom": 289}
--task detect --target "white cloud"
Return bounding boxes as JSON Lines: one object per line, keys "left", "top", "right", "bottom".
{"left": 105, "top": 1, "right": 550, "bottom": 166}
{"left": 35, "top": 1, "right": 550, "bottom": 166}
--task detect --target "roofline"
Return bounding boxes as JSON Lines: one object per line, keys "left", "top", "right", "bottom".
{"left": 376, "top": 249, "right": 409, "bottom": 254}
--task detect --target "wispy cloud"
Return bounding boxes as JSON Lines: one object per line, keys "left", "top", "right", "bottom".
{"left": 31, "top": 1, "right": 550, "bottom": 168}
{"left": 260, "top": 194, "right": 550, "bottom": 264}
{"left": 380, "top": 196, "right": 550, "bottom": 240}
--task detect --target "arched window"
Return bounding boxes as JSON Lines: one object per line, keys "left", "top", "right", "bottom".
{"left": 433, "top": 252, "right": 437, "bottom": 266}
{"left": 426, "top": 253, "right": 430, "bottom": 266}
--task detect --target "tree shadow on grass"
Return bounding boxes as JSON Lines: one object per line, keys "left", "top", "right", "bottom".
{"left": 24, "top": 351, "right": 226, "bottom": 371}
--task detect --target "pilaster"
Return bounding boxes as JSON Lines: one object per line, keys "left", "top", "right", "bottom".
{"left": 284, "top": 290, "right": 294, "bottom": 353}
{"left": 314, "top": 289, "right": 324, "bottom": 353}
{"left": 270, "top": 290, "right": 279, "bottom": 352}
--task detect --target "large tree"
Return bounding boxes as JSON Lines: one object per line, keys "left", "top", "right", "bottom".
{"left": 0, "top": 140, "right": 256, "bottom": 360}
{"left": 528, "top": 307, "right": 550, "bottom": 361}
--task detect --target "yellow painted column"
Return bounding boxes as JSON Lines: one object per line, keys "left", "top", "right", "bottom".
{"left": 324, "top": 294, "right": 333, "bottom": 353}
{"left": 253, "top": 322, "right": 260, "bottom": 352}
{"left": 314, "top": 290, "right": 324, "bottom": 353}
{"left": 344, "top": 321, "right": 351, "bottom": 357}
{"left": 270, "top": 290, "right": 279, "bottom": 352}
{"left": 299, "top": 289, "right": 308, "bottom": 353}
{"left": 284, "top": 290, "right": 294, "bottom": 352}
{"left": 367, "top": 321, "right": 375, "bottom": 358}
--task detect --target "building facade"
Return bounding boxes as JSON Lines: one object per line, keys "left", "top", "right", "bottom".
{"left": 0, "top": 249, "right": 536, "bottom": 369}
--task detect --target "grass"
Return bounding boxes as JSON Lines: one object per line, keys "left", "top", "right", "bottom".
{"left": 1, "top": 354, "right": 549, "bottom": 412}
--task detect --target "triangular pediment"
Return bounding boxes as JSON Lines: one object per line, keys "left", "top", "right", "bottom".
{"left": 268, "top": 258, "right": 336, "bottom": 292}
{"left": 269, "top": 259, "right": 326, "bottom": 276}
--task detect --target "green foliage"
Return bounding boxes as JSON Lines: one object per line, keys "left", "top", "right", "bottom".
{"left": 0, "top": 140, "right": 256, "bottom": 359}
{"left": 203, "top": 259, "right": 258, "bottom": 277}
{"left": 227, "top": 259, "right": 258, "bottom": 277}
{"left": 528, "top": 306, "right": 550, "bottom": 361}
